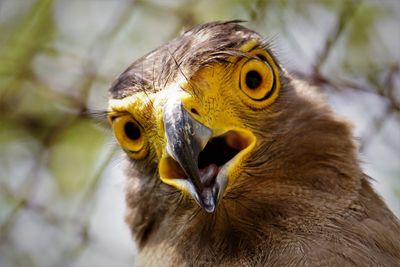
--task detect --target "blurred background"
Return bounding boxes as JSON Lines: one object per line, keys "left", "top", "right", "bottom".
{"left": 0, "top": 0, "right": 399, "bottom": 266}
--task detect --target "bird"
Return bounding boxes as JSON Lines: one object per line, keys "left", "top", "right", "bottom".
{"left": 107, "top": 21, "right": 400, "bottom": 266}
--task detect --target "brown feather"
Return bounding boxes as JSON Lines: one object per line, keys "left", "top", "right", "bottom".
{"left": 111, "top": 21, "right": 400, "bottom": 266}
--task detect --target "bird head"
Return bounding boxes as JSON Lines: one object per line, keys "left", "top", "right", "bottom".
{"left": 108, "top": 21, "right": 358, "bottom": 215}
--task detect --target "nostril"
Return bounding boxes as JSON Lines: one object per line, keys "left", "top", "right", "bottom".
{"left": 190, "top": 108, "right": 200, "bottom": 116}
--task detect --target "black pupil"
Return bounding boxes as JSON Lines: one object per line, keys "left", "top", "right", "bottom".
{"left": 245, "top": 70, "right": 262, "bottom": 89}
{"left": 124, "top": 122, "right": 141, "bottom": 141}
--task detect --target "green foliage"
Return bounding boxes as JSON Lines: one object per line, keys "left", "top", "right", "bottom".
{"left": 0, "top": 0, "right": 55, "bottom": 96}
{"left": 48, "top": 119, "right": 108, "bottom": 195}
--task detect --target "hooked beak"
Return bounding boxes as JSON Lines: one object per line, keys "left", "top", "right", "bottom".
{"left": 161, "top": 98, "right": 217, "bottom": 212}
{"left": 159, "top": 98, "right": 255, "bottom": 213}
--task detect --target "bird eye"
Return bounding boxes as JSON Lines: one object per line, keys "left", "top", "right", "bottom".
{"left": 111, "top": 115, "right": 148, "bottom": 159}
{"left": 124, "top": 121, "right": 141, "bottom": 141}
{"left": 238, "top": 51, "right": 280, "bottom": 108}
{"left": 245, "top": 70, "right": 263, "bottom": 89}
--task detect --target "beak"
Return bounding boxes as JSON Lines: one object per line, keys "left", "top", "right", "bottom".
{"left": 162, "top": 98, "right": 218, "bottom": 212}
{"left": 109, "top": 87, "right": 257, "bottom": 213}
{"left": 159, "top": 94, "right": 256, "bottom": 213}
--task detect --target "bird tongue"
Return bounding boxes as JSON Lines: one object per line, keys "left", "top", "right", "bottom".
{"left": 199, "top": 164, "right": 219, "bottom": 187}
{"left": 198, "top": 164, "right": 219, "bottom": 212}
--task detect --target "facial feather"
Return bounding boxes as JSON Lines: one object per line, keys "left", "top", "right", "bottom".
{"left": 108, "top": 21, "right": 400, "bottom": 266}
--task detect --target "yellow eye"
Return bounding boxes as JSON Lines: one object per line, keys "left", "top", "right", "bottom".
{"left": 238, "top": 50, "right": 280, "bottom": 108}
{"left": 111, "top": 115, "right": 148, "bottom": 159}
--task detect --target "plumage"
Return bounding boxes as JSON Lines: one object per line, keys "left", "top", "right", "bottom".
{"left": 108, "top": 21, "right": 400, "bottom": 266}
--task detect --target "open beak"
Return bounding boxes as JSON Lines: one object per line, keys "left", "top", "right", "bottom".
{"left": 159, "top": 98, "right": 254, "bottom": 213}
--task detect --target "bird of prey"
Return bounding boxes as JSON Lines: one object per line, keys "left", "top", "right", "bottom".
{"left": 107, "top": 21, "right": 400, "bottom": 266}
